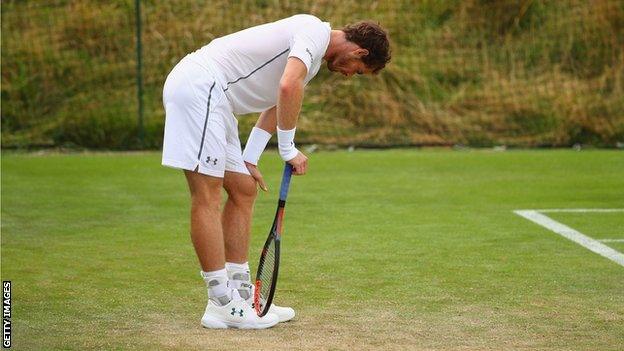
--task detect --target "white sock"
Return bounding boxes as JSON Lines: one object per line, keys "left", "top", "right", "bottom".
{"left": 200, "top": 268, "right": 231, "bottom": 306}
{"left": 225, "top": 262, "right": 252, "bottom": 300}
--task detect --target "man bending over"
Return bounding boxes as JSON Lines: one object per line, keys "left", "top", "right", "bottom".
{"left": 162, "top": 14, "right": 391, "bottom": 329}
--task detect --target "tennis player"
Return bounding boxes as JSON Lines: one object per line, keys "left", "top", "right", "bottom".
{"left": 162, "top": 14, "right": 390, "bottom": 329}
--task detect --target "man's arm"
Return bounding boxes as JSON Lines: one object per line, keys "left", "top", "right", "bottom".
{"left": 275, "top": 57, "right": 308, "bottom": 175}
{"left": 243, "top": 57, "right": 309, "bottom": 182}
{"left": 256, "top": 106, "right": 277, "bottom": 133}
{"left": 240, "top": 56, "right": 307, "bottom": 156}
{"left": 242, "top": 107, "right": 276, "bottom": 191}
{"left": 277, "top": 57, "right": 307, "bottom": 130}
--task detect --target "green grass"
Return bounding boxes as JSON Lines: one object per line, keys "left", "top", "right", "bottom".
{"left": 2, "top": 149, "right": 624, "bottom": 350}
{"left": 545, "top": 212, "right": 624, "bottom": 240}
{"left": 545, "top": 212, "right": 624, "bottom": 257}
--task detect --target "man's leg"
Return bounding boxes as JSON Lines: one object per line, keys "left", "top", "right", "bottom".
{"left": 222, "top": 171, "right": 256, "bottom": 300}
{"left": 221, "top": 170, "right": 296, "bottom": 322}
{"left": 222, "top": 171, "right": 258, "bottom": 264}
{"left": 185, "top": 170, "right": 237, "bottom": 309}
{"left": 184, "top": 170, "right": 225, "bottom": 272}
{"left": 187, "top": 167, "right": 278, "bottom": 329}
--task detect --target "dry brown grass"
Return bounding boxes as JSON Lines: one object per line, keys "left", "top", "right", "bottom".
{"left": 115, "top": 302, "right": 622, "bottom": 351}
{"left": 2, "top": 0, "right": 623, "bottom": 148}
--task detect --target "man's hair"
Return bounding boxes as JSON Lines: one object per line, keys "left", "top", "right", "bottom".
{"left": 342, "top": 21, "right": 391, "bottom": 73}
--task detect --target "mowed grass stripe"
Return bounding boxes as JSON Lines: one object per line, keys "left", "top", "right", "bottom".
{"left": 2, "top": 150, "right": 623, "bottom": 350}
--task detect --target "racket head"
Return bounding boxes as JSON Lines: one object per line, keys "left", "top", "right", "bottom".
{"left": 254, "top": 230, "right": 280, "bottom": 316}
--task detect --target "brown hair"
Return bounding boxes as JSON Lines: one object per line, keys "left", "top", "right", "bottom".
{"left": 342, "top": 21, "right": 391, "bottom": 73}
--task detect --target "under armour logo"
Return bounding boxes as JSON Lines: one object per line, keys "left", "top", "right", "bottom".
{"left": 230, "top": 308, "right": 244, "bottom": 317}
{"left": 205, "top": 156, "right": 218, "bottom": 166}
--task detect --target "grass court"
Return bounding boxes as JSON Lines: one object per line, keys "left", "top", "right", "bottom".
{"left": 2, "top": 149, "right": 623, "bottom": 350}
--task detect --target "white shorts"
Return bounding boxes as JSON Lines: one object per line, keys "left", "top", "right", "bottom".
{"left": 161, "top": 56, "right": 250, "bottom": 178}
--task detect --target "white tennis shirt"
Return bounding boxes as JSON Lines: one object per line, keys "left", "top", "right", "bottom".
{"left": 189, "top": 14, "right": 331, "bottom": 115}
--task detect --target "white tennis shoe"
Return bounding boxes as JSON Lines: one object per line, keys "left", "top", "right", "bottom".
{"left": 248, "top": 285, "right": 296, "bottom": 323}
{"left": 267, "top": 303, "right": 296, "bottom": 323}
{"left": 201, "top": 290, "right": 279, "bottom": 329}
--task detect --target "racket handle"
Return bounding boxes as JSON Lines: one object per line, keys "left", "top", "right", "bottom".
{"left": 279, "top": 163, "right": 293, "bottom": 201}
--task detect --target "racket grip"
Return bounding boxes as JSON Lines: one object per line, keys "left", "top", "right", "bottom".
{"left": 279, "top": 163, "right": 293, "bottom": 201}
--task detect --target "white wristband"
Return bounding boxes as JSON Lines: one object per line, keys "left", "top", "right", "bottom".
{"left": 242, "top": 127, "right": 272, "bottom": 165}
{"left": 277, "top": 126, "right": 299, "bottom": 161}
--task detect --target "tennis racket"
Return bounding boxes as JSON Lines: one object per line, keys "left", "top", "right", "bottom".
{"left": 254, "top": 163, "right": 293, "bottom": 317}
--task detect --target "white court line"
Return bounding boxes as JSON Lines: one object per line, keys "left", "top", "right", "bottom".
{"left": 599, "top": 239, "right": 624, "bottom": 243}
{"left": 514, "top": 210, "right": 624, "bottom": 267}
{"left": 536, "top": 209, "right": 624, "bottom": 213}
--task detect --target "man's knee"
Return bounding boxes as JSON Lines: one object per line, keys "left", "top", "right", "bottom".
{"left": 224, "top": 172, "right": 257, "bottom": 206}
{"left": 191, "top": 192, "right": 222, "bottom": 212}
{"left": 185, "top": 170, "right": 223, "bottom": 211}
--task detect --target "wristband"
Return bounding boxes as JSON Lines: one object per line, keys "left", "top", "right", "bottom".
{"left": 277, "top": 126, "right": 299, "bottom": 161}
{"left": 242, "top": 127, "right": 272, "bottom": 165}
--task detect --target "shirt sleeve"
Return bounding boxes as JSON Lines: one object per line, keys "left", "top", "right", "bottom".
{"left": 288, "top": 20, "right": 330, "bottom": 74}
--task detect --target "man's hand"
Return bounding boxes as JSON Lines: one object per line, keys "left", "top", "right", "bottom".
{"left": 288, "top": 151, "right": 308, "bottom": 175}
{"left": 245, "top": 162, "right": 268, "bottom": 192}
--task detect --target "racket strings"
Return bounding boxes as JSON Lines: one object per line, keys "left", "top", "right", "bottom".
{"left": 257, "top": 239, "right": 277, "bottom": 308}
